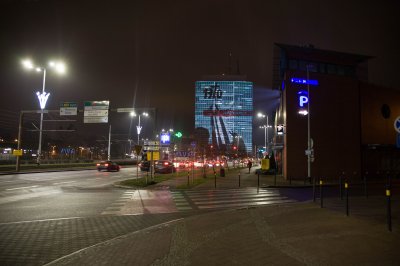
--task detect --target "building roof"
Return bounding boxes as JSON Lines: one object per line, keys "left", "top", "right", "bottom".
{"left": 200, "top": 75, "right": 249, "bottom": 81}
{"left": 274, "top": 43, "right": 373, "bottom": 65}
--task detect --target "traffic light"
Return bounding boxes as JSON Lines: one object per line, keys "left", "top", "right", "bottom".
{"left": 233, "top": 146, "right": 237, "bottom": 150}
{"left": 174, "top": 132, "right": 183, "bottom": 138}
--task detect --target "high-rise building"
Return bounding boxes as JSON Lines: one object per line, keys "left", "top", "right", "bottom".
{"left": 195, "top": 75, "right": 253, "bottom": 156}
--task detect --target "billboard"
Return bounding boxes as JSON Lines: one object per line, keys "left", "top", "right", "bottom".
{"left": 195, "top": 80, "right": 253, "bottom": 154}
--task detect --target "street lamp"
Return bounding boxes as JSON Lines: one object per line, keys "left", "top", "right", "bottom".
{"left": 130, "top": 111, "right": 149, "bottom": 145}
{"left": 306, "top": 64, "right": 312, "bottom": 184}
{"left": 22, "top": 59, "right": 66, "bottom": 164}
{"left": 257, "top": 112, "right": 272, "bottom": 151}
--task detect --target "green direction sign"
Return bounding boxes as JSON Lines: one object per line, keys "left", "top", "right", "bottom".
{"left": 84, "top": 100, "right": 109, "bottom": 123}
{"left": 60, "top": 102, "right": 78, "bottom": 116}
{"left": 60, "top": 102, "right": 78, "bottom": 108}
{"left": 84, "top": 100, "right": 109, "bottom": 107}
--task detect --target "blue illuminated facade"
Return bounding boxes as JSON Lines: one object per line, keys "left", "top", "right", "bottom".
{"left": 195, "top": 78, "right": 253, "bottom": 155}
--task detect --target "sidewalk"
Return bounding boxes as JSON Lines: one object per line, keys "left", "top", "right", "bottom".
{"left": 48, "top": 201, "right": 399, "bottom": 266}
{"left": 148, "top": 166, "right": 309, "bottom": 190}
{"left": 46, "top": 167, "right": 399, "bottom": 265}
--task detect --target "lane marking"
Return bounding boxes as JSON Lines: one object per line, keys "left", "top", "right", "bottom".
{"left": 52, "top": 181, "right": 77, "bottom": 185}
{"left": 6, "top": 185, "right": 39, "bottom": 191}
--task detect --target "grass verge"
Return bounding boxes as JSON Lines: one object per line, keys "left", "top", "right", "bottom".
{"left": 118, "top": 171, "right": 188, "bottom": 188}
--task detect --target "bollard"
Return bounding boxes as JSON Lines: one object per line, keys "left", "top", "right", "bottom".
{"left": 319, "top": 178, "right": 324, "bottom": 208}
{"left": 312, "top": 176, "right": 316, "bottom": 202}
{"left": 214, "top": 171, "right": 217, "bottom": 189}
{"left": 386, "top": 171, "right": 392, "bottom": 188}
{"left": 345, "top": 181, "right": 349, "bottom": 216}
{"left": 239, "top": 172, "right": 241, "bottom": 187}
{"left": 339, "top": 173, "right": 343, "bottom": 200}
{"left": 364, "top": 171, "right": 368, "bottom": 198}
{"left": 187, "top": 172, "right": 190, "bottom": 186}
{"left": 386, "top": 185, "right": 392, "bottom": 232}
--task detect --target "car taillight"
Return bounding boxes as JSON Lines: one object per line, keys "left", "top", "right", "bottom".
{"left": 105, "top": 164, "right": 109, "bottom": 167}
{"left": 164, "top": 162, "right": 168, "bottom": 166}
{"left": 96, "top": 163, "right": 100, "bottom": 166}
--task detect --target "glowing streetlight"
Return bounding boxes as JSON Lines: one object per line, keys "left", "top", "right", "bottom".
{"left": 130, "top": 111, "right": 149, "bottom": 145}
{"left": 257, "top": 112, "right": 272, "bottom": 151}
{"left": 22, "top": 59, "right": 66, "bottom": 164}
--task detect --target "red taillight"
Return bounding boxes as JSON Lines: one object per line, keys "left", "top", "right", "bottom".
{"left": 105, "top": 164, "right": 109, "bottom": 167}
{"left": 96, "top": 163, "right": 100, "bottom": 166}
{"left": 164, "top": 162, "right": 168, "bottom": 166}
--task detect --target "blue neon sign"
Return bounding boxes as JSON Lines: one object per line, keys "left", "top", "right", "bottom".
{"left": 297, "top": 90, "right": 309, "bottom": 108}
{"left": 291, "top": 78, "right": 318, "bottom": 86}
{"left": 160, "top": 132, "right": 170, "bottom": 145}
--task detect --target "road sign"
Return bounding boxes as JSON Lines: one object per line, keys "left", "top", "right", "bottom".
{"left": 144, "top": 145, "right": 159, "bottom": 151}
{"left": 60, "top": 102, "right": 78, "bottom": 116}
{"left": 394, "top": 116, "right": 400, "bottom": 134}
{"left": 84, "top": 101, "right": 109, "bottom": 123}
{"left": 134, "top": 145, "right": 142, "bottom": 155}
{"left": 144, "top": 140, "right": 159, "bottom": 146}
{"left": 143, "top": 140, "right": 159, "bottom": 151}
{"left": 84, "top": 110, "right": 109, "bottom": 116}
{"left": 83, "top": 117, "right": 108, "bottom": 123}
{"left": 160, "top": 132, "right": 170, "bottom": 145}
{"left": 147, "top": 151, "right": 160, "bottom": 161}
{"left": 13, "top": 149, "right": 23, "bottom": 156}
{"left": 117, "top": 108, "right": 135, "bottom": 113}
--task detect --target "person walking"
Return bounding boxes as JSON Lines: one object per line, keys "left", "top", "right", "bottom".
{"left": 247, "top": 160, "right": 253, "bottom": 173}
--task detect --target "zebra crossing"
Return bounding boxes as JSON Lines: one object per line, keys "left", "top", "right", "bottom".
{"left": 101, "top": 190, "right": 136, "bottom": 215}
{"left": 171, "top": 188, "right": 296, "bottom": 211}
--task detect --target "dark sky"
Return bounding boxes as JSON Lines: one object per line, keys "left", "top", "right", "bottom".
{"left": 1, "top": 0, "right": 399, "bottom": 145}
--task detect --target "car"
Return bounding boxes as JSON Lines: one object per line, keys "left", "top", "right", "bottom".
{"left": 194, "top": 161, "right": 205, "bottom": 168}
{"left": 138, "top": 161, "right": 151, "bottom": 171}
{"left": 96, "top": 161, "right": 120, "bottom": 172}
{"left": 154, "top": 160, "right": 176, "bottom": 174}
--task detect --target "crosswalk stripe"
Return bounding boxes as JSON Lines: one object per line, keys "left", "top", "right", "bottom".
{"left": 170, "top": 189, "right": 296, "bottom": 211}
{"left": 198, "top": 199, "right": 295, "bottom": 209}
{"left": 188, "top": 193, "right": 279, "bottom": 201}
{"left": 192, "top": 195, "right": 286, "bottom": 205}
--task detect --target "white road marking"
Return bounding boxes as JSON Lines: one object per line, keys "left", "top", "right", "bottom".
{"left": 6, "top": 185, "right": 39, "bottom": 191}
{"left": 52, "top": 181, "right": 77, "bottom": 185}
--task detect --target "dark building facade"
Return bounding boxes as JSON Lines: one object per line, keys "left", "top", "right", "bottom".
{"left": 273, "top": 43, "right": 400, "bottom": 181}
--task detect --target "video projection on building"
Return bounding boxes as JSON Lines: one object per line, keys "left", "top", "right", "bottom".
{"left": 195, "top": 80, "right": 253, "bottom": 155}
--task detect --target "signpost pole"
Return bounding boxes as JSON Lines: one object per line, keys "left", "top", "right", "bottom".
{"left": 108, "top": 125, "right": 111, "bottom": 160}
{"left": 16, "top": 111, "right": 24, "bottom": 172}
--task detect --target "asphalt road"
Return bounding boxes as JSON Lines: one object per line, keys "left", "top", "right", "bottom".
{"left": 0, "top": 167, "right": 143, "bottom": 223}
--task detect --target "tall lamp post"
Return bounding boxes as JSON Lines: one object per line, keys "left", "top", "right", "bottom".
{"left": 22, "top": 59, "right": 66, "bottom": 165}
{"left": 306, "top": 64, "right": 313, "bottom": 184}
{"left": 130, "top": 111, "right": 149, "bottom": 145}
{"left": 257, "top": 112, "right": 272, "bottom": 153}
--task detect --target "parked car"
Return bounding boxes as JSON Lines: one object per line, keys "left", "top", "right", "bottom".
{"left": 96, "top": 161, "right": 120, "bottom": 172}
{"left": 138, "top": 161, "right": 151, "bottom": 171}
{"left": 154, "top": 160, "right": 176, "bottom": 174}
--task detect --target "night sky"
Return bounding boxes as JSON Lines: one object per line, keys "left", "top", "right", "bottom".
{"left": 1, "top": 0, "right": 399, "bottom": 145}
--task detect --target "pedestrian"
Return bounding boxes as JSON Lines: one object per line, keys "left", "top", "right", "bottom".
{"left": 247, "top": 160, "right": 252, "bottom": 173}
